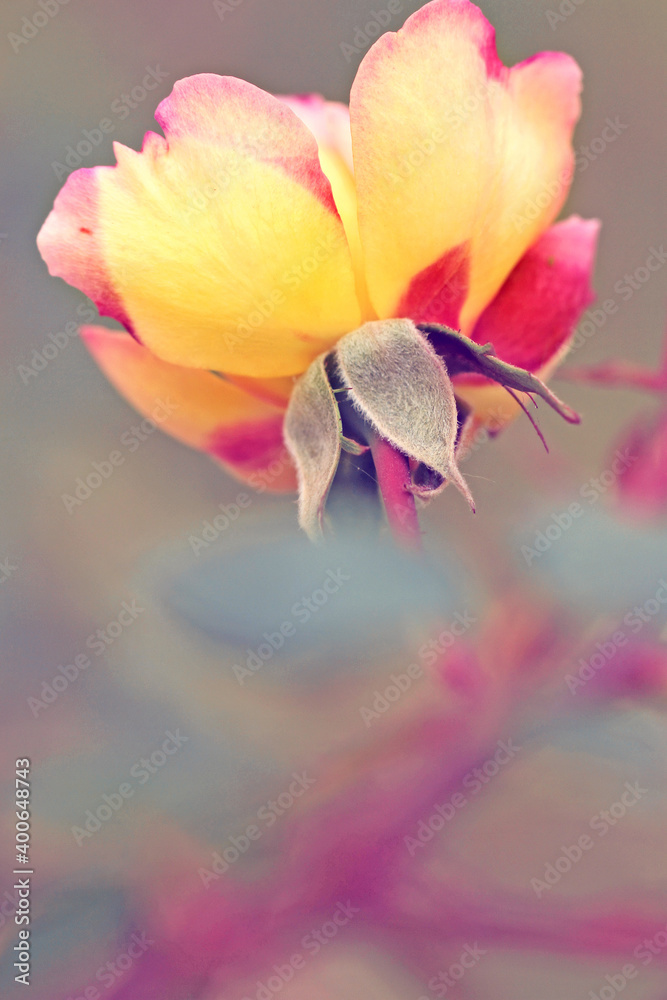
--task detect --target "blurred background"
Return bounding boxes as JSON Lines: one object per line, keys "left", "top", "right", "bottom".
{"left": 1, "top": 0, "right": 667, "bottom": 997}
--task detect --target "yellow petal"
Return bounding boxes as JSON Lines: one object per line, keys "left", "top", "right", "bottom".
{"left": 38, "top": 76, "right": 362, "bottom": 378}
{"left": 280, "top": 94, "right": 374, "bottom": 320}
{"left": 350, "top": 0, "right": 582, "bottom": 331}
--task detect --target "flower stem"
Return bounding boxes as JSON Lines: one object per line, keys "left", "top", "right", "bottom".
{"left": 369, "top": 433, "right": 422, "bottom": 552}
{"left": 561, "top": 360, "right": 667, "bottom": 393}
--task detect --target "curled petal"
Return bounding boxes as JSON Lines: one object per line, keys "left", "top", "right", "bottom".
{"left": 82, "top": 326, "right": 296, "bottom": 491}
{"left": 419, "top": 323, "right": 580, "bottom": 425}
{"left": 350, "top": 0, "right": 582, "bottom": 328}
{"left": 38, "top": 75, "right": 362, "bottom": 378}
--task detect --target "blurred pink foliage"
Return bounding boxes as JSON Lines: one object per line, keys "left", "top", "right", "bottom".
{"left": 10, "top": 571, "right": 666, "bottom": 1000}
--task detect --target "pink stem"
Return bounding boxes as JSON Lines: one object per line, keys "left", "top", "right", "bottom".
{"left": 369, "top": 434, "right": 422, "bottom": 552}
{"left": 561, "top": 360, "right": 667, "bottom": 394}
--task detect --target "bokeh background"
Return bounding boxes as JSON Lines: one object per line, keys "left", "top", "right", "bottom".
{"left": 1, "top": 0, "right": 667, "bottom": 997}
